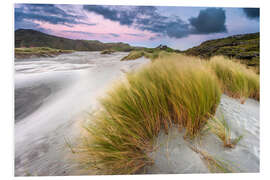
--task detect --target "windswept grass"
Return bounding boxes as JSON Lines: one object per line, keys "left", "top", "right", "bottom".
{"left": 209, "top": 56, "right": 259, "bottom": 101}
{"left": 79, "top": 54, "right": 259, "bottom": 174}
{"left": 80, "top": 58, "right": 221, "bottom": 174}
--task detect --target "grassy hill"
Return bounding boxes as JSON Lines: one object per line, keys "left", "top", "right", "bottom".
{"left": 184, "top": 33, "right": 260, "bottom": 72}
{"left": 15, "top": 29, "right": 139, "bottom": 52}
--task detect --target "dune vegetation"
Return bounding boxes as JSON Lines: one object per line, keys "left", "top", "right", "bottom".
{"left": 121, "top": 50, "right": 146, "bottom": 61}
{"left": 205, "top": 113, "right": 243, "bottom": 148}
{"left": 184, "top": 32, "right": 259, "bottom": 73}
{"left": 121, "top": 45, "right": 180, "bottom": 61}
{"left": 209, "top": 56, "right": 260, "bottom": 101}
{"left": 15, "top": 47, "right": 74, "bottom": 59}
{"left": 100, "top": 49, "right": 116, "bottom": 54}
{"left": 79, "top": 53, "right": 259, "bottom": 174}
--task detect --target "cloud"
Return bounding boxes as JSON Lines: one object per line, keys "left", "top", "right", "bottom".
{"left": 84, "top": 5, "right": 228, "bottom": 39}
{"left": 83, "top": 5, "right": 190, "bottom": 39}
{"left": 15, "top": 4, "right": 230, "bottom": 40}
{"left": 83, "top": 5, "right": 134, "bottom": 26}
{"left": 15, "top": 4, "right": 95, "bottom": 28}
{"left": 109, "top": 33, "right": 120, "bottom": 37}
{"left": 189, "top": 8, "right": 227, "bottom": 34}
{"left": 243, "top": 8, "right": 260, "bottom": 19}
{"left": 149, "top": 34, "right": 162, "bottom": 41}
{"left": 62, "top": 30, "right": 94, "bottom": 36}
{"left": 125, "top": 33, "right": 145, "bottom": 37}
{"left": 61, "top": 31, "right": 120, "bottom": 38}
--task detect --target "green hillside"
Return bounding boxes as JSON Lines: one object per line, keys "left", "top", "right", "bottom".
{"left": 15, "top": 29, "right": 139, "bottom": 52}
{"left": 184, "top": 33, "right": 259, "bottom": 72}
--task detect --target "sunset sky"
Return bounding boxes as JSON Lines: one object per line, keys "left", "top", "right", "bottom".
{"left": 14, "top": 4, "right": 260, "bottom": 50}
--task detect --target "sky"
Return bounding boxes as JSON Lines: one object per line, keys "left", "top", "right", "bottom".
{"left": 14, "top": 4, "right": 260, "bottom": 50}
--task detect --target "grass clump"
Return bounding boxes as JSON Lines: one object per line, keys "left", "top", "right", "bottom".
{"left": 209, "top": 56, "right": 259, "bottom": 101}
{"left": 15, "top": 47, "right": 74, "bottom": 59}
{"left": 100, "top": 49, "right": 115, "bottom": 54}
{"left": 121, "top": 49, "right": 165, "bottom": 61}
{"left": 80, "top": 58, "right": 221, "bottom": 174}
{"left": 121, "top": 50, "right": 145, "bottom": 61}
{"left": 205, "top": 114, "right": 242, "bottom": 148}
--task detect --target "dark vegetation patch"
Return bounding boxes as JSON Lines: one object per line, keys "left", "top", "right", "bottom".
{"left": 15, "top": 29, "right": 142, "bottom": 52}
{"left": 184, "top": 33, "right": 259, "bottom": 73}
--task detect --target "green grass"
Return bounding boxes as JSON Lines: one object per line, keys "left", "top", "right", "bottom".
{"left": 209, "top": 56, "right": 260, "bottom": 101}
{"left": 121, "top": 50, "right": 146, "bottom": 61}
{"left": 121, "top": 49, "right": 174, "bottom": 61}
{"left": 78, "top": 54, "right": 259, "bottom": 174}
{"left": 15, "top": 47, "right": 74, "bottom": 58}
{"left": 100, "top": 49, "right": 115, "bottom": 54}
{"left": 184, "top": 32, "right": 259, "bottom": 73}
{"left": 80, "top": 57, "right": 221, "bottom": 174}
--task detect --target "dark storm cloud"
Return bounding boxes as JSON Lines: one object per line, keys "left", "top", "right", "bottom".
{"left": 189, "top": 8, "right": 227, "bottom": 34}
{"left": 15, "top": 4, "right": 94, "bottom": 28}
{"left": 243, "top": 8, "right": 260, "bottom": 19}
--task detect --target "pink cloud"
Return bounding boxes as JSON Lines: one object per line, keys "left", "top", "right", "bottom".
{"left": 33, "top": 12, "right": 155, "bottom": 43}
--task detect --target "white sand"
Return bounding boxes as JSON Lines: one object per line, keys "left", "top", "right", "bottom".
{"left": 15, "top": 52, "right": 149, "bottom": 176}
{"left": 15, "top": 52, "right": 259, "bottom": 175}
{"left": 145, "top": 95, "right": 259, "bottom": 174}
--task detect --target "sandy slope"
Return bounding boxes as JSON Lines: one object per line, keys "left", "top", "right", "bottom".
{"left": 14, "top": 52, "right": 149, "bottom": 176}
{"left": 145, "top": 95, "right": 259, "bottom": 173}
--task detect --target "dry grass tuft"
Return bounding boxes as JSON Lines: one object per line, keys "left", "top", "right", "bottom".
{"left": 209, "top": 56, "right": 259, "bottom": 101}
{"left": 80, "top": 57, "right": 221, "bottom": 174}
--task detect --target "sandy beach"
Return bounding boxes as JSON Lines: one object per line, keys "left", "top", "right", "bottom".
{"left": 14, "top": 51, "right": 259, "bottom": 175}
{"left": 14, "top": 52, "right": 149, "bottom": 176}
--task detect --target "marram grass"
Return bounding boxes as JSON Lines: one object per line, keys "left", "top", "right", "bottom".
{"left": 78, "top": 54, "right": 259, "bottom": 174}
{"left": 80, "top": 57, "right": 221, "bottom": 174}
{"left": 209, "top": 56, "right": 259, "bottom": 101}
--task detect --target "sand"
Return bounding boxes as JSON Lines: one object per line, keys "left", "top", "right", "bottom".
{"left": 14, "top": 52, "right": 259, "bottom": 175}
{"left": 14, "top": 52, "right": 149, "bottom": 176}
{"left": 145, "top": 95, "right": 259, "bottom": 173}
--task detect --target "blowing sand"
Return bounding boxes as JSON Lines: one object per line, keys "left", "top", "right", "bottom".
{"left": 14, "top": 52, "right": 149, "bottom": 176}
